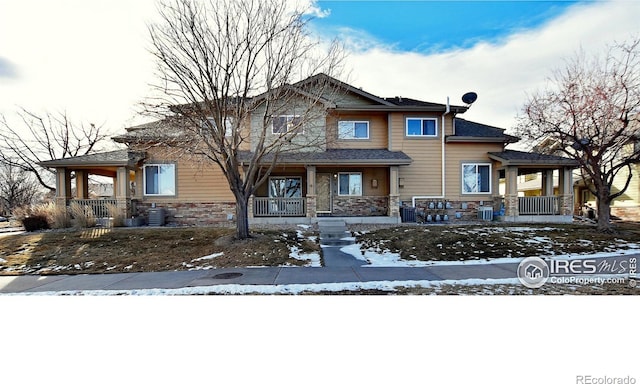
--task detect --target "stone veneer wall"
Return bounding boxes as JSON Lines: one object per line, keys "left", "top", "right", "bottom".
{"left": 332, "top": 196, "right": 389, "bottom": 216}
{"left": 135, "top": 201, "right": 237, "bottom": 226}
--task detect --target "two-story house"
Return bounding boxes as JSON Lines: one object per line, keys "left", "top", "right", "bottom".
{"left": 40, "top": 74, "right": 579, "bottom": 225}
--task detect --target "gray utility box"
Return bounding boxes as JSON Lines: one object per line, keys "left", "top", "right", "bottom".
{"left": 148, "top": 208, "right": 166, "bottom": 226}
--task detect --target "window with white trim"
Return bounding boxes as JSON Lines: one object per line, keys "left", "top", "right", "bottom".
{"left": 144, "top": 164, "right": 176, "bottom": 196}
{"left": 272, "top": 115, "right": 302, "bottom": 134}
{"left": 202, "top": 117, "right": 233, "bottom": 137}
{"left": 338, "top": 121, "right": 369, "bottom": 139}
{"left": 462, "top": 163, "right": 491, "bottom": 194}
{"left": 269, "top": 177, "right": 302, "bottom": 198}
{"left": 406, "top": 118, "right": 437, "bottom": 137}
{"left": 338, "top": 173, "right": 362, "bottom": 196}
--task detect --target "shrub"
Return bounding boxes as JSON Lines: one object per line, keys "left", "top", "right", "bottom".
{"left": 106, "top": 203, "right": 125, "bottom": 227}
{"left": 21, "top": 215, "right": 50, "bottom": 232}
{"left": 69, "top": 202, "right": 96, "bottom": 228}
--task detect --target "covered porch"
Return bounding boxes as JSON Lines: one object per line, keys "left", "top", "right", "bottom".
{"left": 489, "top": 150, "right": 579, "bottom": 223}
{"left": 245, "top": 149, "right": 412, "bottom": 224}
{"left": 39, "top": 150, "right": 146, "bottom": 219}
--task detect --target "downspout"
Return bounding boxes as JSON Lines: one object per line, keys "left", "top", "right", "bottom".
{"left": 412, "top": 98, "right": 450, "bottom": 208}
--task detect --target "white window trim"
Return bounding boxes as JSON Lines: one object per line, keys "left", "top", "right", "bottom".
{"left": 461, "top": 163, "right": 492, "bottom": 194}
{"left": 405, "top": 117, "right": 438, "bottom": 137}
{"left": 272, "top": 115, "right": 302, "bottom": 135}
{"left": 202, "top": 117, "right": 233, "bottom": 137}
{"left": 338, "top": 120, "right": 370, "bottom": 140}
{"left": 143, "top": 163, "right": 176, "bottom": 197}
{"left": 337, "top": 172, "right": 363, "bottom": 196}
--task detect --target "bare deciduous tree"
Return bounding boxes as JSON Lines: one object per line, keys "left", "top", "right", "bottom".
{"left": 146, "top": 0, "right": 344, "bottom": 239}
{"left": 516, "top": 38, "right": 640, "bottom": 232}
{"left": 0, "top": 163, "right": 41, "bottom": 215}
{"left": 0, "top": 108, "right": 112, "bottom": 191}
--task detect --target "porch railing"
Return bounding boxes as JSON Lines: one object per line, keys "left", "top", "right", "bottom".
{"left": 71, "top": 199, "right": 119, "bottom": 218}
{"left": 253, "top": 197, "right": 306, "bottom": 217}
{"left": 518, "top": 196, "right": 560, "bottom": 215}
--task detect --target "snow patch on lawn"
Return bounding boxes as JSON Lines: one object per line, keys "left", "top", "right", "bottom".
{"left": 192, "top": 252, "right": 224, "bottom": 262}
{"left": 287, "top": 246, "right": 321, "bottom": 267}
{"left": 6, "top": 277, "right": 525, "bottom": 296}
{"left": 0, "top": 258, "right": 5, "bottom": 263}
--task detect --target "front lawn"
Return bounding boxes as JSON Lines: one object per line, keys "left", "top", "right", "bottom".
{"left": 0, "top": 226, "right": 320, "bottom": 275}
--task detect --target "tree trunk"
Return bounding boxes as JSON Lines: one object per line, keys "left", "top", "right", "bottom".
{"left": 595, "top": 194, "right": 612, "bottom": 232}
{"left": 235, "top": 197, "right": 251, "bottom": 240}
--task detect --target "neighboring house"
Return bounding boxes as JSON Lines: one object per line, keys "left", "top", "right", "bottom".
{"left": 39, "top": 74, "right": 578, "bottom": 225}
{"left": 530, "top": 137, "right": 640, "bottom": 221}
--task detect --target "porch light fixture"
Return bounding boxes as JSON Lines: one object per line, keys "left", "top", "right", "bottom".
{"left": 398, "top": 178, "right": 404, "bottom": 188}
{"left": 371, "top": 179, "right": 378, "bottom": 188}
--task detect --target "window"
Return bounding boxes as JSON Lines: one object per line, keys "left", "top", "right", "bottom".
{"left": 144, "top": 164, "right": 176, "bottom": 196}
{"left": 202, "top": 117, "right": 233, "bottom": 137}
{"left": 272, "top": 115, "right": 302, "bottom": 134}
{"left": 406, "top": 118, "right": 437, "bottom": 137}
{"left": 462, "top": 164, "right": 491, "bottom": 194}
{"left": 338, "top": 173, "right": 362, "bottom": 196}
{"left": 269, "top": 177, "right": 302, "bottom": 198}
{"left": 338, "top": 121, "right": 369, "bottom": 139}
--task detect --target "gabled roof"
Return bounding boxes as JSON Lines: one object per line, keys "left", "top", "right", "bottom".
{"left": 294, "top": 73, "right": 396, "bottom": 107}
{"left": 446, "top": 118, "right": 519, "bottom": 143}
{"left": 488, "top": 150, "right": 579, "bottom": 167}
{"left": 38, "top": 149, "right": 146, "bottom": 168}
{"left": 239, "top": 148, "right": 412, "bottom": 165}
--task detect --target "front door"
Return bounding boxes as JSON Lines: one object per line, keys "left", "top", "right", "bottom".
{"left": 316, "top": 173, "right": 332, "bottom": 213}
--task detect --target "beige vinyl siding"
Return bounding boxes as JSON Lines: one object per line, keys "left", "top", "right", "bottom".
{"left": 390, "top": 112, "right": 452, "bottom": 200}
{"left": 143, "top": 147, "right": 234, "bottom": 202}
{"left": 326, "top": 112, "right": 388, "bottom": 149}
{"left": 444, "top": 142, "right": 503, "bottom": 200}
{"left": 611, "top": 163, "right": 640, "bottom": 207}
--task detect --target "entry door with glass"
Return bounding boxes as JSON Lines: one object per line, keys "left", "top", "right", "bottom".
{"left": 316, "top": 173, "right": 332, "bottom": 213}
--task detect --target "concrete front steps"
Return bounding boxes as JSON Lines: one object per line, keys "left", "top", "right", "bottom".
{"left": 318, "top": 219, "right": 354, "bottom": 246}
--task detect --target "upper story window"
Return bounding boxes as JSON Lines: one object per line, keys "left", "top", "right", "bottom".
{"left": 338, "top": 121, "right": 369, "bottom": 139}
{"left": 462, "top": 163, "right": 491, "bottom": 194}
{"left": 272, "top": 115, "right": 302, "bottom": 134}
{"left": 202, "top": 117, "right": 233, "bottom": 137}
{"left": 144, "top": 164, "right": 176, "bottom": 196}
{"left": 406, "top": 118, "right": 437, "bottom": 137}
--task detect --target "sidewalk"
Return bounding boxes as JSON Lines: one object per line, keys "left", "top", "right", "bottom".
{"left": 0, "top": 261, "right": 519, "bottom": 294}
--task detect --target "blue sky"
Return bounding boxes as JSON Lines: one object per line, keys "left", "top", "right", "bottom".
{"left": 313, "top": 1, "right": 580, "bottom": 52}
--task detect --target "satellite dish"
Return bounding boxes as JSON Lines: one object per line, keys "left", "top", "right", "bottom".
{"left": 461, "top": 92, "right": 478, "bottom": 105}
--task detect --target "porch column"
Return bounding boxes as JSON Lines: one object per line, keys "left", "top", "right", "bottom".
{"left": 504, "top": 166, "right": 519, "bottom": 217}
{"left": 75, "top": 170, "right": 89, "bottom": 199}
{"left": 55, "top": 167, "right": 72, "bottom": 206}
{"left": 248, "top": 195, "right": 254, "bottom": 220}
{"left": 133, "top": 167, "right": 143, "bottom": 199}
{"left": 388, "top": 166, "right": 400, "bottom": 218}
{"left": 558, "top": 167, "right": 574, "bottom": 215}
{"left": 305, "top": 166, "right": 316, "bottom": 218}
{"left": 541, "top": 170, "right": 554, "bottom": 196}
{"left": 115, "top": 166, "right": 130, "bottom": 216}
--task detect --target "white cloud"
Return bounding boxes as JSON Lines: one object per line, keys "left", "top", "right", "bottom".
{"left": 340, "top": 0, "right": 640, "bottom": 132}
{"left": 1, "top": 0, "right": 638, "bottom": 138}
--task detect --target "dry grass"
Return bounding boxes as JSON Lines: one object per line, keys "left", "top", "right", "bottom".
{"left": 352, "top": 222, "right": 640, "bottom": 262}
{"left": 0, "top": 227, "right": 319, "bottom": 275}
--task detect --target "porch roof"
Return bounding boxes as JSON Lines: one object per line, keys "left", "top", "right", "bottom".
{"left": 38, "top": 149, "right": 146, "bottom": 168}
{"left": 239, "top": 149, "right": 412, "bottom": 165}
{"left": 447, "top": 119, "right": 519, "bottom": 143}
{"left": 488, "top": 150, "right": 579, "bottom": 167}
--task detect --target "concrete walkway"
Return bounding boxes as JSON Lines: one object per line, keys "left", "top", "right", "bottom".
{"left": 318, "top": 219, "right": 367, "bottom": 267}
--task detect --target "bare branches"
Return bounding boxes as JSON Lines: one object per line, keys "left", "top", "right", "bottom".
{"left": 145, "top": 0, "right": 345, "bottom": 238}
{"left": 516, "top": 38, "right": 640, "bottom": 231}
{"left": 0, "top": 163, "right": 42, "bottom": 214}
{"left": 0, "top": 109, "right": 112, "bottom": 191}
